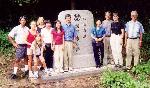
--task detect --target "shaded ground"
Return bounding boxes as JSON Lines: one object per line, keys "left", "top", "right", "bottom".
{"left": 0, "top": 57, "right": 102, "bottom": 88}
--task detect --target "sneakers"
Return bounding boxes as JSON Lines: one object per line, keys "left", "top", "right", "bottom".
{"left": 59, "top": 69, "right": 64, "bottom": 73}
{"left": 29, "top": 71, "right": 34, "bottom": 78}
{"left": 22, "top": 70, "right": 29, "bottom": 78}
{"left": 34, "top": 72, "right": 39, "bottom": 79}
{"left": 40, "top": 67, "right": 44, "bottom": 71}
{"left": 10, "top": 74, "right": 17, "bottom": 79}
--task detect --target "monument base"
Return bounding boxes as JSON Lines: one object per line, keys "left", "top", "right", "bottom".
{"left": 73, "top": 54, "right": 96, "bottom": 68}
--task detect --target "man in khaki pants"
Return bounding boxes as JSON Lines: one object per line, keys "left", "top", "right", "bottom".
{"left": 62, "top": 14, "right": 77, "bottom": 72}
{"left": 102, "top": 11, "right": 113, "bottom": 65}
{"left": 125, "top": 11, "right": 144, "bottom": 70}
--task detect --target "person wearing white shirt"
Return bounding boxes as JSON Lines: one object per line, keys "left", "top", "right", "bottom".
{"left": 8, "top": 16, "right": 29, "bottom": 79}
{"left": 41, "top": 20, "right": 54, "bottom": 71}
{"left": 124, "top": 11, "right": 144, "bottom": 70}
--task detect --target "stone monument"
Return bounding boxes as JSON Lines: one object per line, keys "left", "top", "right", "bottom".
{"left": 58, "top": 10, "right": 95, "bottom": 68}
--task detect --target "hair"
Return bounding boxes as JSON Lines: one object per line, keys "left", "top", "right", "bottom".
{"left": 19, "top": 16, "right": 27, "bottom": 21}
{"left": 37, "top": 17, "right": 44, "bottom": 26}
{"left": 30, "top": 20, "right": 37, "bottom": 25}
{"left": 113, "top": 12, "right": 119, "bottom": 16}
{"left": 54, "top": 20, "right": 63, "bottom": 32}
{"left": 44, "top": 20, "right": 51, "bottom": 24}
{"left": 105, "top": 11, "right": 111, "bottom": 16}
{"left": 65, "top": 14, "right": 71, "bottom": 19}
{"left": 33, "top": 34, "right": 43, "bottom": 49}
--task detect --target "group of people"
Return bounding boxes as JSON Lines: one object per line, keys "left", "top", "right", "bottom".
{"left": 8, "top": 14, "right": 76, "bottom": 79}
{"left": 8, "top": 10, "right": 144, "bottom": 80}
{"left": 91, "top": 10, "right": 144, "bottom": 70}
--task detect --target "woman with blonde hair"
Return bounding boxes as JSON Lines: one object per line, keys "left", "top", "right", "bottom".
{"left": 37, "top": 17, "right": 45, "bottom": 33}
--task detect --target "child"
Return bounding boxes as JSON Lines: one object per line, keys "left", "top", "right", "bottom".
{"left": 51, "top": 20, "right": 65, "bottom": 73}
{"left": 31, "top": 34, "right": 48, "bottom": 78}
{"left": 26, "top": 21, "right": 38, "bottom": 78}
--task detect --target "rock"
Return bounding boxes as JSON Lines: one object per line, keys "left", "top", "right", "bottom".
{"left": 58, "top": 10, "right": 95, "bottom": 68}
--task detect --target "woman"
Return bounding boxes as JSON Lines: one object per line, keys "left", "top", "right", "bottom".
{"left": 26, "top": 21, "right": 38, "bottom": 77}
{"left": 110, "top": 12, "right": 124, "bottom": 68}
{"left": 51, "top": 20, "right": 64, "bottom": 73}
{"left": 37, "top": 17, "right": 45, "bottom": 33}
{"left": 91, "top": 20, "right": 106, "bottom": 68}
{"left": 41, "top": 20, "right": 54, "bottom": 71}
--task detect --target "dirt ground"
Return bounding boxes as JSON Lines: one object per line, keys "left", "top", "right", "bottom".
{"left": 0, "top": 58, "right": 102, "bottom": 88}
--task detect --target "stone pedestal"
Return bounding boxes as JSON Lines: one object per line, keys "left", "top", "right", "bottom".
{"left": 58, "top": 10, "right": 95, "bottom": 68}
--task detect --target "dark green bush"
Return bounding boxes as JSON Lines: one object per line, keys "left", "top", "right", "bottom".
{"left": 140, "top": 33, "right": 150, "bottom": 61}
{"left": 0, "top": 29, "right": 14, "bottom": 59}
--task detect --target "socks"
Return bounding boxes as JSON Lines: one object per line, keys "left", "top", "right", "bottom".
{"left": 13, "top": 67, "right": 18, "bottom": 74}
{"left": 25, "top": 65, "right": 28, "bottom": 71}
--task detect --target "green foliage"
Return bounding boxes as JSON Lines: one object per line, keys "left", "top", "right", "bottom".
{"left": 131, "top": 60, "right": 150, "bottom": 75}
{"left": 102, "top": 70, "right": 136, "bottom": 88}
{"left": 140, "top": 33, "right": 150, "bottom": 61}
{"left": 0, "top": 29, "right": 14, "bottom": 59}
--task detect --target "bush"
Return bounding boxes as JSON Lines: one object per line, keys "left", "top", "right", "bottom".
{"left": 102, "top": 70, "right": 136, "bottom": 88}
{"left": 140, "top": 33, "right": 150, "bottom": 61}
{"left": 131, "top": 60, "right": 150, "bottom": 75}
{"left": 0, "top": 29, "right": 14, "bottom": 60}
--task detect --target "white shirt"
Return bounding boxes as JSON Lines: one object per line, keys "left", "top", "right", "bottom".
{"left": 41, "top": 28, "right": 53, "bottom": 43}
{"left": 125, "top": 20, "right": 144, "bottom": 38}
{"left": 8, "top": 25, "right": 29, "bottom": 44}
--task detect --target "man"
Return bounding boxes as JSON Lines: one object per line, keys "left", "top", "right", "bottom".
{"left": 62, "top": 14, "right": 77, "bottom": 72}
{"left": 125, "top": 11, "right": 144, "bottom": 70}
{"left": 102, "top": 11, "right": 113, "bottom": 66}
{"left": 41, "top": 20, "right": 54, "bottom": 72}
{"left": 110, "top": 12, "right": 124, "bottom": 68}
{"left": 8, "top": 16, "right": 29, "bottom": 79}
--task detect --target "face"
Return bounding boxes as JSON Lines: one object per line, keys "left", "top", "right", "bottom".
{"left": 113, "top": 15, "right": 119, "bottom": 21}
{"left": 65, "top": 17, "right": 71, "bottom": 23}
{"left": 96, "top": 20, "right": 101, "bottom": 27}
{"left": 19, "top": 18, "right": 26, "bottom": 26}
{"left": 131, "top": 15, "right": 138, "bottom": 21}
{"left": 45, "top": 23, "right": 51, "bottom": 29}
{"left": 36, "top": 35, "right": 41, "bottom": 42}
{"left": 56, "top": 21, "right": 61, "bottom": 29}
{"left": 30, "top": 21, "right": 36, "bottom": 29}
{"left": 39, "top": 17, "right": 44, "bottom": 25}
{"left": 105, "top": 13, "right": 111, "bottom": 20}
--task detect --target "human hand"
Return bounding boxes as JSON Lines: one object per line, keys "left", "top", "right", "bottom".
{"left": 13, "top": 43, "right": 19, "bottom": 48}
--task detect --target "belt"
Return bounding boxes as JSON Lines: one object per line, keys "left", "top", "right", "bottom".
{"left": 105, "top": 35, "right": 111, "bottom": 37}
{"left": 65, "top": 40, "right": 73, "bottom": 42}
{"left": 128, "top": 37, "right": 139, "bottom": 39}
{"left": 18, "top": 44, "right": 27, "bottom": 46}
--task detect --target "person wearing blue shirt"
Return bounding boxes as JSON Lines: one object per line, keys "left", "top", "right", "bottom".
{"left": 91, "top": 20, "right": 106, "bottom": 68}
{"left": 62, "top": 14, "right": 77, "bottom": 72}
{"left": 124, "top": 11, "right": 144, "bottom": 70}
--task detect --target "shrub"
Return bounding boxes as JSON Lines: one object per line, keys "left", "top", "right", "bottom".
{"left": 101, "top": 70, "right": 136, "bottom": 88}
{"left": 0, "top": 29, "right": 14, "bottom": 60}
{"left": 140, "top": 33, "right": 150, "bottom": 61}
{"left": 131, "top": 60, "right": 150, "bottom": 75}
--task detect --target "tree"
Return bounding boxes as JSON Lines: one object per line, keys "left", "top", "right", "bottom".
{"left": 10, "top": 0, "right": 39, "bottom": 6}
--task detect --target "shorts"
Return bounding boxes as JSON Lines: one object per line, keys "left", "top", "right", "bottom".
{"left": 16, "top": 44, "right": 27, "bottom": 59}
{"left": 27, "top": 48, "right": 33, "bottom": 55}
